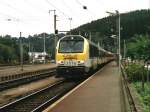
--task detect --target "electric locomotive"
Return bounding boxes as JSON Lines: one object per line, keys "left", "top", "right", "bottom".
{"left": 56, "top": 35, "right": 113, "bottom": 77}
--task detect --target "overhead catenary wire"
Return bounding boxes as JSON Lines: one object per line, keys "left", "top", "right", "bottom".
{"left": 0, "top": 11, "right": 39, "bottom": 25}
{"left": 0, "top": 0, "right": 50, "bottom": 23}
{"left": 60, "top": 0, "right": 80, "bottom": 20}
{"left": 45, "top": 0, "right": 70, "bottom": 18}
{"left": 0, "top": 1, "right": 35, "bottom": 18}
{"left": 61, "top": 0, "right": 76, "bottom": 16}
{"left": 23, "top": 0, "right": 48, "bottom": 15}
{"left": 0, "top": 1, "right": 47, "bottom": 25}
{"left": 0, "top": 0, "right": 101, "bottom": 36}
{"left": 75, "top": 0, "right": 83, "bottom": 6}
{"left": 0, "top": 0, "right": 52, "bottom": 23}
{"left": 0, "top": 12, "right": 20, "bottom": 21}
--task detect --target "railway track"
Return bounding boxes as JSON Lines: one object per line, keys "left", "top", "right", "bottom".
{"left": 0, "top": 62, "right": 109, "bottom": 112}
{"left": 0, "top": 79, "right": 80, "bottom": 112}
{"left": 0, "top": 69, "right": 56, "bottom": 91}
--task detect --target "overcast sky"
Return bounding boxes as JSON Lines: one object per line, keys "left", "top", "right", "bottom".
{"left": 0, "top": 0, "right": 149, "bottom": 37}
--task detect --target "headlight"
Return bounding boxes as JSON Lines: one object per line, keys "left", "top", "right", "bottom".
{"left": 78, "top": 60, "right": 84, "bottom": 65}
{"left": 57, "top": 61, "right": 64, "bottom": 65}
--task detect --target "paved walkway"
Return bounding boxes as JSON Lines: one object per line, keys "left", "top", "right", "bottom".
{"left": 0, "top": 64, "right": 56, "bottom": 77}
{"left": 44, "top": 62, "right": 125, "bottom": 112}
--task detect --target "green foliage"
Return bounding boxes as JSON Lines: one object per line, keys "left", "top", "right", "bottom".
{"left": 0, "top": 33, "right": 65, "bottom": 64}
{"left": 131, "top": 82, "right": 150, "bottom": 112}
{"left": 125, "top": 63, "right": 143, "bottom": 82}
{"left": 125, "top": 63, "right": 149, "bottom": 82}
{"left": 71, "top": 9, "right": 150, "bottom": 40}
{"left": 0, "top": 43, "right": 17, "bottom": 63}
{"left": 127, "top": 35, "right": 150, "bottom": 61}
{"left": 126, "top": 64, "right": 150, "bottom": 111}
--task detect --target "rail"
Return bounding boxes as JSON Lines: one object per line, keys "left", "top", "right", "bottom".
{"left": 0, "top": 80, "right": 65, "bottom": 111}
{"left": 0, "top": 79, "right": 81, "bottom": 112}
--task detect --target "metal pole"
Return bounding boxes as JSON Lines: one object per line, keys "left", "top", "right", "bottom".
{"left": 118, "top": 11, "right": 121, "bottom": 75}
{"left": 115, "top": 10, "right": 121, "bottom": 74}
{"left": 28, "top": 39, "right": 30, "bottom": 63}
{"left": 44, "top": 33, "right": 46, "bottom": 53}
{"left": 52, "top": 10, "right": 57, "bottom": 54}
{"left": 123, "top": 40, "right": 126, "bottom": 59}
{"left": 43, "top": 33, "right": 46, "bottom": 64}
{"left": 49, "top": 10, "right": 57, "bottom": 61}
{"left": 20, "top": 32, "right": 23, "bottom": 71}
{"left": 54, "top": 14, "right": 56, "bottom": 33}
{"left": 69, "top": 18, "right": 72, "bottom": 35}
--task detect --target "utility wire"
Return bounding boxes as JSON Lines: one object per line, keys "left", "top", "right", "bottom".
{"left": 0, "top": 1, "right": 26, "bottom": 16}
{"left": 0, "top": 1, "right": 38, "bottom": 19}
{"left": 0, "top": 0, "right": 49, "bottom": 23}
{"left": 0, "top": 12, "right": 20, "bottom": 21}
{"left": 61, "top": 0, "right": 79, "bottom": 20}
{"left": 0, "top": 12, "right": 38, "bottom": 28}
{"left": 45, "top": 0, "right": 70, "bottom": 18}
{"left": 23, "top": 0, "right": 48, "bottom": 14}
{"left": 61, "top": 0, "right": 75, "bottom": 15}
{"left": 75, "top": 0, "right": 83, "bottom": 6}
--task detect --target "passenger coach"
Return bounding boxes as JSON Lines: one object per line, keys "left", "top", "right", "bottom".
{"left": 56, "top": 35, "right": 113, "bottom": 77}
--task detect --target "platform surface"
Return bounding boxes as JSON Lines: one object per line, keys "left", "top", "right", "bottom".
{"left": 0, "top": 63, "right": 56, "bottom": 76}
{"left": 44, "top": 62, "right": 124, "bottom": 112}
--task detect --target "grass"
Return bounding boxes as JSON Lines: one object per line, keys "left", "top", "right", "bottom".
{"left": 131, "top": 82, "right": 150, "bottom": 112}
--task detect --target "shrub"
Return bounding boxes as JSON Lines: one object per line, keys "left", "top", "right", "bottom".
{"left": 125, "top": 64, "right": 142, "bottom": 82}
{"left": 125, "top": 63, "right": 148, "bottom": 82}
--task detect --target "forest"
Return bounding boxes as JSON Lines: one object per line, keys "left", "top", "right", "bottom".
{"left": 0, "top": 33, "right": 65, "bottom": 64}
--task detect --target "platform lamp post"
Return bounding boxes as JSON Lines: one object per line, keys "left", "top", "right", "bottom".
{"left": 106, "top": 10, "right": 121, "bottom": 75}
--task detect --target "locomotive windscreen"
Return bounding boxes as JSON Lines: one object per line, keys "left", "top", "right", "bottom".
{"left": 58, "top": 36, "right": 84, "bottom": 53}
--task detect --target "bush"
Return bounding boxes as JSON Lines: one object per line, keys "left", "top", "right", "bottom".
{"left": 126, "top": 64, "right": 142, "bottom": 82}
{"left": 125, "top": 63, "right": 148, "bottom": 82}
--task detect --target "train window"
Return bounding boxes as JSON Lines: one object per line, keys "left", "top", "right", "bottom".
{"left": 89, "top": 44, "right": 99, "bottom": 57}
{"left": 89, "top": 44, "right": 93, "bottom": 57}
{"left": 58, "top": 40, "right": 84, "bottom": 53}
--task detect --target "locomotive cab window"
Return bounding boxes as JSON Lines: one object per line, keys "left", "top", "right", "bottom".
{"left": 58, "top": 36, "right": 84, "bottom": 53}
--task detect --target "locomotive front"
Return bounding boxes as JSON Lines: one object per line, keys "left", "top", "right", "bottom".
{"left": 56, "top": 35, "right": 88, "bottom": 76}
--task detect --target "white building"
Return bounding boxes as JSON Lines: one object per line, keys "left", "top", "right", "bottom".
{"left": 28, "top": 52, "right": 48, "bottom": 63}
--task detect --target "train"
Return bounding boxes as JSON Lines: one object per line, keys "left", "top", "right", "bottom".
{"left": 56, "top": 35, "right": 114, "bottom": 77}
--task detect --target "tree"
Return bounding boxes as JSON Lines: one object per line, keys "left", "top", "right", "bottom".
{"left": 127, "top": 35, "right": 150, "bottom": 61}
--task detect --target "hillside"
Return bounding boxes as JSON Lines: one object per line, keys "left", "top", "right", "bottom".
{"left": 71, "top": 9, "right": 150, "bottom": 40}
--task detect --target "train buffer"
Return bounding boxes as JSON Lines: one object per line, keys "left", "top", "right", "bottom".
{"left": 44, "top": 61, "right": 127, "bottom": 112}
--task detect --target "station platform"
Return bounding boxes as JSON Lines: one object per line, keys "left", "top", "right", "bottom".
{"left": 0, "top": 63, "right": 56, "bottom": 77}
{"left": 44, "top": 61, "right": 125, "bottom": 112}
